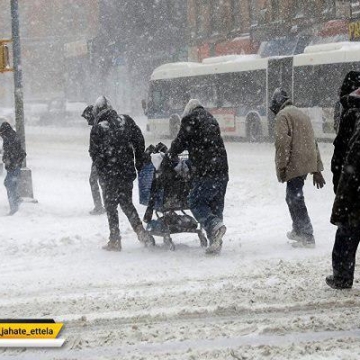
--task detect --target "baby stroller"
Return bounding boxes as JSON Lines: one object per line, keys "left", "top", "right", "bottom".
{"left": 138, "top": 144, "right": 207, "bottom": 251}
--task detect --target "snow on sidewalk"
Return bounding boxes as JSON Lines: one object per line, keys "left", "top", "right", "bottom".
{"left": 0, "top": 126, "right": 359, "bottom": 359}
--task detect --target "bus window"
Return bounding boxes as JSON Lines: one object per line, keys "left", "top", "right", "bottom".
{"left": 189, "top": 75, "right": 218, "bottom": 108}
{"left": 150, "top": 80, "right": 170, "bottom": 116}
{"left": 220, "top": 71, "right": 266, "bottom": 109}
{"left": 168, "top": 78, "right": 190, "bottom": 110}
{"left": 293, "top": 66, "right": 315, "bottom": 107}
{"left": 314, "top": 64, "right": 343, "bottom": 108}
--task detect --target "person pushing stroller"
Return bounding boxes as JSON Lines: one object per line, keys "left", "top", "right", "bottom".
{"left": 168, "top": 99, "right": 229, "bottom": 254}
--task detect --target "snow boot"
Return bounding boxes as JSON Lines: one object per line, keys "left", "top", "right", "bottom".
{"left": 90, "top": 206, "right": 106, "bottom": 215}
{"left": 325, "top": 275, "right": 352, "bottom": 290}
{"left": 291, "top": 234, "right": 315, "bottom": 248}
{"left": 206, "top": 225, "right": 226, "bottom": 255}
{"left": 135, "top": 225, "right": 155, "bottom": 246}
{"left": 102, "top": 239, "right": 122, "bottom": 252}
{"left": 287, "top": 230, "right": 303, "bottom": 242}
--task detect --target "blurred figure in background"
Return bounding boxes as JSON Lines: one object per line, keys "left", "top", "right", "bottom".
{"left": 270, "top": 88, "right": 325, "bottom": 248}
{"left": 90, "top": 96, "right": 155, "bottom": 251}
{"left": 0, "top": 121, "right": 26, "bottom": 215}
{"left": 81, "top": 105, "right": 105, "bottom": 215}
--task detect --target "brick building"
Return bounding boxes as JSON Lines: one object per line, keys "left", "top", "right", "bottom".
{"left": 188, "top": 0, "right": 255, "bottom": 61}
{"left": 188, "top": 0, "right": 353, "bottom": 62}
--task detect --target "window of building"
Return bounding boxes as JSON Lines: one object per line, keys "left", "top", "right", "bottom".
{"left": 322, "top": 0, "right": 335, "bottom": 15}
{"left": 351, "top": 0, "right": 360, "bottom": 19}
{"left": 210, "top": 0, "right": 224, "bottom": 35}
{"left": 293, "top": 0, "right": 305, "bottom": 18}
{"left": 196, "top": 0, "right": 207, "bottom": 37}
{"left": 271, "top": 0, "right": 280, "bottom": 21}
{"left": 231, "top": 0, "right": 242, "bottom": 30}
{"left": 249, "top": 0, "right": 258, "bottom": 26}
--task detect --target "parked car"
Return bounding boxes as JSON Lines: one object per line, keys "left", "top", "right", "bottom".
{"left": 24, "top": 101, "right": 49, "bottom": 125}
{"left": 39, "top": 99, "right": 88, "bottom": 126}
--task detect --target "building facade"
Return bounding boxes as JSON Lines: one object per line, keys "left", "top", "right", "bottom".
{"left": 188, "top": 0, "right": 353, "bottom": 62}
{"left": 93, "top": 0, "right": 188, "bottom": 114}
{"left": 188, "top": 0, "right": 255, "bottom": 61}
{"left": 0, "top": 0, "right": 99, "bottom": 106}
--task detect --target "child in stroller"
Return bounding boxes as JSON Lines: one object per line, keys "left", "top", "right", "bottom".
{"left": 138, "top": 143, "right": 207, "bottom": 251}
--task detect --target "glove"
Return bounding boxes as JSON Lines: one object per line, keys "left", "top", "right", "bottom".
{"left": 313, "top": 172, "right": 326, "bottom": 189}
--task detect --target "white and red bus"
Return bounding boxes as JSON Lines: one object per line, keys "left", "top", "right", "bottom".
{"left": 144, "top": 42, "right": 360, "bottom": 141}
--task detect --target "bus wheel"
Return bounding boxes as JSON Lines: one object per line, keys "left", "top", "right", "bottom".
{"left": 247, "top": 118, "right": 262, "bottom": 142}
{"left": 170, "top": 118, "right": 181, "bottom": 138}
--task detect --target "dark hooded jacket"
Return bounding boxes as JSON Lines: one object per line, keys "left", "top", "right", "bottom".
{"left": 0, "top": 122, "right": 26, "bottom": 171}
{"left": 331, "top": 71, "right": 360, "bottom": 193}
{"left": 331, "top": 88, "right": 360, "bottom": 226}
{"left": 169, "top": 106, "right": 228, "bottom": 180}
{"left": 89, "top": 109, "right": 145, "bottom": 183}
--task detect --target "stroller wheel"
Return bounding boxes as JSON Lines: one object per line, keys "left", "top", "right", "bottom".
{"left": 198, "top": 232, "right": 208, "bottom": 248}
{"left": 163, "top": 234, "right": 175, "bottom": 251}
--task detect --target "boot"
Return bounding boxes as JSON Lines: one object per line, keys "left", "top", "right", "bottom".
{"left": 291, "top": 234, "right": 315, "bottom": 248}
{"left": 206, "top": 225, "right": 226, "bottom": 255}
{"left": 102, "top": 239, "right": 122, "bottom": 252}
{"left": 325, "top": 275, "right": 352, "bottom": 290}
{"left": 135, "top": 225, "right": 155, "bottom": 246}
{"left": 90, "top": 206, "right": 106, "bottom": 215}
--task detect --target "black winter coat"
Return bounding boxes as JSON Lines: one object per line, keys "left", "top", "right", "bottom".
{"left": 89, "top": 109, "right": 145, "bottom": 183}
{"left": 0, "top": 123, "right": 26, "bottom": 171}
{"left": 169, "top": 106, "right": 229, "bottom": 180}
{"left": 331, "top": 91, "right": 360, "bottom": 226}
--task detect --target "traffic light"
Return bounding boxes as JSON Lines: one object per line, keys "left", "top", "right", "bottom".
{"left": 0, "top": 42, "right": 12, "bottom": 73}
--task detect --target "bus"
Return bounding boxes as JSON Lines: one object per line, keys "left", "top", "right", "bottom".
{"left": 143, "top": 42, "right": 360, "bottom": 141}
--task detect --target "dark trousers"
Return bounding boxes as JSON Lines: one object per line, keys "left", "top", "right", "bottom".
{"left": 286, "top": 176, "right": 313, "bottom": 236}
{"left": 332, "top": 225, "right": 360, "bottom": 283}
{"left": 103, "top": 180, "right": 142, "bottom": 241}
{"left": 188, "top": 177, "right": 228, "bottom": 238}
{"left": 89, "top": 163, "right": 104, "bottom": 209}
{"left": 4, "top": 168, "right": 21, "bottom": 212}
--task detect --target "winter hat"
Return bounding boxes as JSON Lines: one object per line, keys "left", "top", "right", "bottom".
{"left": 0, "top": 121, "right": 13, "bottom": 136}
{"left": 269, "top": 88, "right": 289, "bottom": 115}
{"left": 81, "top": 105, "right": 95, "bottom": 125}
{"left": 182, "top": 99, "right": 202, "bottom": 118}
{"left": 92, "top": 96, "right": 113, "bottom": 118}
{"left": 340, "top": 71, "right": 360, "bottom": 98}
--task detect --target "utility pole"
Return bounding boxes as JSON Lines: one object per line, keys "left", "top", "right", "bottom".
{"left": 10, "top": 0, "right": 34, "bottom": 199}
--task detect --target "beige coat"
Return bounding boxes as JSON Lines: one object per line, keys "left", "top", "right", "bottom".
{"left": 274, "top": 101, "right": 323, "bottom": 183}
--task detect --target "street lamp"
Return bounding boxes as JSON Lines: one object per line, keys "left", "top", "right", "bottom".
{"left": 10, "top": 0, "right": 34, "bottom": 199}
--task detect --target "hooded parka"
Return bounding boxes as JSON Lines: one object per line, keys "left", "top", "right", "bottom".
{"left": 331, "top": 88, "right": 360, "bottom": 226}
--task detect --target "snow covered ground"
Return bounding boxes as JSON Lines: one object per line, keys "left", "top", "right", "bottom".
{"left": 1, "top": 120, "right": 360, "bottom": 359}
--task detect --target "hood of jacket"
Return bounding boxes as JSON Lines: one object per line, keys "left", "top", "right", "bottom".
{"left": 341, "top": 87, "right": 360, "bottom": 110}
{"left": 182, "top": 99, "right": 202, "bottom": 118}
{"left": 269, "top": 88, "right": 290, "bottom": 115}
{"left": 93, "top": 96, "right": 112, "bottom": 120}
{"left": 340, "top": 71, "right": 360, "bottom": 98}
{"left": 0, "top": 121, "right": 16, "bottom": 139}
{"left": 95, "top": 108, "right": 120, "bottom": 126}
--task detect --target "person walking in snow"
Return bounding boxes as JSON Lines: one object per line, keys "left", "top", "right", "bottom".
{"left": 0, "top": 121, "right": 26, "bottom": 215}
{"left": 270, "top": 88, "right": 325, "bottom": 248}
{"left": 89, "top": 96, "right": 155, "bottom": 251}
{"left": 81, "top": 105, "right": 106, "bottom": 215}
{"left": 326, "top": 71, "right": 360, "bottom": 290}
{"left": 168, "top": 99, "right": 229, "bottom": 254}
